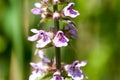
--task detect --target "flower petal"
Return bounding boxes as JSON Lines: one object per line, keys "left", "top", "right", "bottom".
{"left": 28, "top": 34, "right": 39, "bottom": 41}
{"left": 76, "top": 60, "right": 87, "bottom": 67}
{"left": 36, "top": 32, "right": 51, "bottom": 48}
{"left": 34, "top": 3, "right": 41, "bottom": 8}
{"left": 30, "top": 29, "right": 39, "bottom": 33}
{"left": 50, "top": 71, "right": 64, "bottom": 80}
{"left": 65, "top": 60, "right": 87, "bottom": 80}
{"left": 31, "top": 8, "right": 43, "bottom": 15}
{"left": 36, "top": 38, "right": 51, "bottom": 48}
{"left": 53, "top": 31, "right": 69, "bottom": 47}
{"left": 63, "top": 2, "right": 80, "bottom": 18}
{"left": 29, "top": 71, "right": 41, "bottom": 80}
{"left": 30, "top": 63, "right": 38, "bottom": 69}
{"left": 38, "top": 50, "right": 50, "bottom": 63}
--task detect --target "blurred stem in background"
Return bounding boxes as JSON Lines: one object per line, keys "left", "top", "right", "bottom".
{"left": 3, "top": 0, "right": 24, "bottom": 80}
{"left": 0, "top": 0, "right": 31, "bottom": 80}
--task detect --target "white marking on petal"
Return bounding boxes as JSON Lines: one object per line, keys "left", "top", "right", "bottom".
{"left": 35, "top": 3, "right": 42, "bottom": 8}
{"left": 64, "top": 65, "right": 70, "bottom": 71}
{"left": 28, "top": 34, "right": 39, "bottom": 41}
{"left": 38, "top": 50, "right": 44, "bottom": 58}
{"left": 77, "top": 60, "right": 87, "bottom": 67}
{"left": 31, "top": 29, "right": 39, "bottom": 33}
{"left": 53, "top": 71, "right": 61, "bottom": 75}
{"left": 30, "top": 63, "right": 37, "bottom": 69}
{"left": 36, "top": 37, "right": 51, "bottom": 48}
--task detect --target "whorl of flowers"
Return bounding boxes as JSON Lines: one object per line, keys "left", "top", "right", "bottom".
{"left": 28, "top": 0, "right": 87, "bottom": 80}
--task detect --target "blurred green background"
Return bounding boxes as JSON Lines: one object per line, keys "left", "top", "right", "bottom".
{"left": 0, "top": 0, "right": 120, "bottom": 80}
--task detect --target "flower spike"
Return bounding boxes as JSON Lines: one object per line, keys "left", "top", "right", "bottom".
{"left": 28, "top": 0, "right": 88, "bottom": 80}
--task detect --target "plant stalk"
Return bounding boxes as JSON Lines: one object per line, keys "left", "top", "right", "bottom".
{"left": 53, "top": 4, "right": 61, "bottom": 70}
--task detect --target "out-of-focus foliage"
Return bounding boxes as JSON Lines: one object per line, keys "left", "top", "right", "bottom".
{"left": 0, "top": 0, "right": 120, "bottom": 80}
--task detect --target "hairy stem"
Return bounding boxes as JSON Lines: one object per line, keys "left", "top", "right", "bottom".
{"left": 53, "top": 4, "right": 61, "bottom": 70}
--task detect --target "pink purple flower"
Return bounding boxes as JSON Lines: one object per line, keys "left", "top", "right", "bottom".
{"left": 29, "top": 71, "right": 42, "bottom": 80}
{"left": 28, "top": 29, "right": 51, "bottom": 48}
{"left": 29, "top": 62, "right": 49, "bottom": 80}
{"left": 63, "top": 2, "right": 80, "bottom": 18}
{"left": 64, "top": 23, "right": 78, "bottom": 39}
{"left": 38, "top": 50, "right": 50, "bottom": 63}
{"left": 28, "top": 29, "right": 42, "bottom": 41}
{"left": 30, "top": 62, "right": 48, "bottom": 73}
{"left": 29, "top": 50, "right": 51, "bottom": 80}
{"left": 53, "top": 31, "right": 69, "bottom": 47}
{"left": 36, "top": 33, "right": 51, "bottom": 48}
{"left": 50, "top": 71, "right": 64, "bottom": 80}
{"left": 31, "top": 2, "right": 47, "bottom": 15}
{"left": 64, "top": 60, "right": 87, "bottom": 80}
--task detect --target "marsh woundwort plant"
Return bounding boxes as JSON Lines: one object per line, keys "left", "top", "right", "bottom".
{"left": 28, "top": 0, "right": 88, "bottom": 80}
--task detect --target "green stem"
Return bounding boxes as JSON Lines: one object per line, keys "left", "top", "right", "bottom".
{"left": 53, "top": 4, "right": 61, "bottom": 70}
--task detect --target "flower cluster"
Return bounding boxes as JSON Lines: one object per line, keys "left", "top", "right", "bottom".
{"left": 29, "top": 51, "right": 50, "bottom": 80}
{"left": 31, "top": 0, "right": 80, "bottom": 19}
{"left": 28, "top": 0, "right": 87, "bottom": 80}
{"left": 29, "top": 50, "right": 87, "bottom": 80}
{"left": 28, "top": 29, "right": 69, "bottom": 48}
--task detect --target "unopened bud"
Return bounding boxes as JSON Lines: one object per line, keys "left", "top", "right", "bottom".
{"left": 53, "top": 12, "right": 60, "bottom": 20}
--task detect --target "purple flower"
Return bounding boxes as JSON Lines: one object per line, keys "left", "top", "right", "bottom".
{"left": 50, "top": 71, "right": 64, "bottom": 80}
{"left": 64, "top": 60, "right": 87, "bottom": 80}
{"left": 31, "top": 2, "right": 47, "bottom": 15}
{"left": 29, "top": 50, "right": 51, "bottom": 80}
{"left": 64, "top": 23, "right": 78, "bottom": 39}
{"left": 53, "top": 31, "right": 69, "bottom": 47}
{"left": 28, "top": 29, "right": 51, "bottom": 48}
{"left": 29, "top": 62, "right": 49, "bottom": 80}
{"left": 28, "top": 29, "right": 41, "bottom": 41}
{"left": 29, "top": 71, "right": 42, "bottom": 80}
{"left": 38, "top": 50, "right": 50, "bottom": 63}
{"left": 36, "top": 33, "right": 51, "bottom": 48}
{"left": 30, "top": 62, "right": 48, "bottom": 73}
{"left": 63, "top": 2, "right": 80, "bottom": 18}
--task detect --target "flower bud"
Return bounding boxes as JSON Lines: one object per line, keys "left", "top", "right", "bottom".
{"left": 53, "top": 12, "right": 60, "bottom": 20}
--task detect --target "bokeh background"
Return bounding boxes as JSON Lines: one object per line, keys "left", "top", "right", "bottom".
{"left": 0, "top": 0, "right": 120, "bottom": 80}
